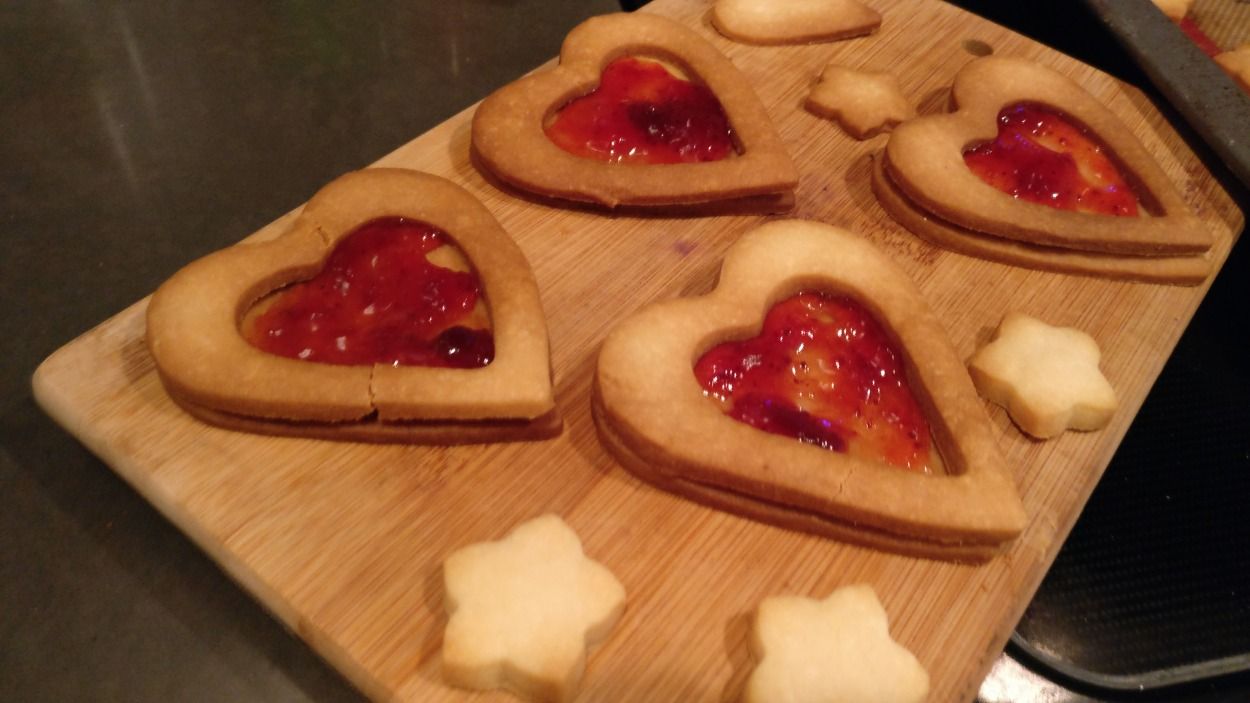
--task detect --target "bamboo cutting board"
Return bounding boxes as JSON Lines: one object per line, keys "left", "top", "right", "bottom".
{"left": 31, "top": 0, "right": 1243, "bottom": 701}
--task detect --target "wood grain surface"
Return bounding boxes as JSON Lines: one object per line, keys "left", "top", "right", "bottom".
{"left": 31, "top": 0, "right": 1244, "bottom": 701}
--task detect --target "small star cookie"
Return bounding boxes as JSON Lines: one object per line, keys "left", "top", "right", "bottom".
{"left": 745, "top": 584, "right": 929, "bottom": 703}
{"left": 806, "top": 64, "right": 915, "bottom": 139}
{"left": 712, "top": 0, "right": 881, "bottom": 46}
{"left": 442, "top": 514, "right": 626, "bottom": 702}
{"left": 969, "top": 313, "right": 1118, "bottom": 439}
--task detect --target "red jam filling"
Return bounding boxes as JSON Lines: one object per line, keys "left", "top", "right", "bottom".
{"left": 244, "top": 217, "right": 493, "bottom": 368}
{"left": 545, "top": 56, "right": 736, "bottom": 164}
{"left": 1178, "top": 18, "right": 1221, "bottom": 57}
{"left": 963, "top": 103, "right": 1140, "bottom": 217}
{"left": 694, "top": 292, "right": 937, "bottom": 473}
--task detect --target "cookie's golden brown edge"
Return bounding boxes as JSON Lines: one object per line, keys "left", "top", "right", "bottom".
{"left": 870, "top": 153, "right": 1212, "bottom": 285}
{"left": 593, "top": 220, "right": 1026, "bottom": 560}
{"left": 470, "top": 12, "right": 799, "bottom": 209}
{"left": 710, "top": 0, "right": 881, "bottom": 46}
{"left": 884, "top": 56, "right": 1213, "bottom": 256}
{"left": 146, "top": 169, "right": 558, "bottom": 438}
{"left": 173, "top": 393, "right": 563, "bottom": 444}
{"left": 592, "top": 393, "right": 1000, "bottom": 562}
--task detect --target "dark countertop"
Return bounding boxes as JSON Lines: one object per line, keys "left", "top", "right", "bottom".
{"left": 2, "top": 3, "right": 618, "bottom": 701}
{"left": 2, "top": 2, "right": 1246, "bottom": 702}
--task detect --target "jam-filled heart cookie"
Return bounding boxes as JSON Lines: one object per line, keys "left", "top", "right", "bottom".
{"left": 593, "top": 220, "right": 1026, "bottom": 561}
{"left": 146, "top": 169, "right": 559, "bottom": 443}
{"left": 471, "top": 13, "right": 798, "bottom": 212}
{"left": 875, "top": 56, "right": 1213, "bottom": 284}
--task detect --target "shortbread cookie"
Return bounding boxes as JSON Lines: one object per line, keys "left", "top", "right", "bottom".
{"left": 883, "top": 56, "right": 1212, "bottom": 261}
{"left": 146, "top": 169, "right": 559, "bottom": 443}
{"left": 471, "top": 13, "right": 798, "bottom": 211}
{"left": 594, "top": 220, "right": 1026, "bottom": 561}
{"left": 1215, "top": 45, "right": 1250, "bottom": 93}
{"left": 745, "top": 584, "right": 929, "bottom": 703}
{"left": 870, "top": 153, "right": 1212, "bottom": 285}
{"left": 806, "top": 64, "right": 914, "bottom": 139}
{"left": 711, "top": 0, "right": 881, "bottom": 45}
{"left": 969, "top": 313, "right": 1117, "bottom": 439}
{"left": 442, "top": 514, "right": 626, "bottom": 703}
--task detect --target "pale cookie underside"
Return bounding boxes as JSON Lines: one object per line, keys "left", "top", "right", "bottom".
{"left": 884, "top": 56, "right": 1213, "bottom": 256}
{"left": 711, "top": 0, "right": 881, "bottom": 45}
{"left": 871, "top": 152, "right": 1212, "bottom": 285}
{"left": 145, "top": 169, "right": 556, "bottom": 439}
{"left": 593, "top": 221, "right": 1026, "bottom": 560}
{"left": 471, "top": 12, "right": 798, "bottom": 209}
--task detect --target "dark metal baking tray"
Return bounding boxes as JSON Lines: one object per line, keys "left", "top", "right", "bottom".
{"left": 1084, "top": 0, "right": 1250, "bottom": 188}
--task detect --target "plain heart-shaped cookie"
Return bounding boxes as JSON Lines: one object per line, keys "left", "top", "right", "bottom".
{"left": 593, "top": 220, "right": 1026, "bottom": 561}
{"left": 711, "top": 0, "right": 882, "bottom": 46}
{"left": 883, "top": 56, "right": 1212, "bottom": 258}
{"left": 471, "top": 12, "right": 798, "bottom": 211}
{"left": 146, "top": 169, "right": 559, "bottom": 443}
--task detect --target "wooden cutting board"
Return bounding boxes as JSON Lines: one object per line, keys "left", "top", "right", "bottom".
{"left": 31, "top": 0, "right": 1244, "bottom": 701}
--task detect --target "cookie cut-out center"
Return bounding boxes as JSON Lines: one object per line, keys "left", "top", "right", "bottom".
{"left": 243, "top": 217, "right": 493, "bottom": 368}
{"left": 963, "top": 103, "right": 1141, "bottom": 217}
{"left": 694, "top": 292, "right": 939, "bottom": 473}
{"left": 545, "top": 56, "right": 736, "bottom": 164}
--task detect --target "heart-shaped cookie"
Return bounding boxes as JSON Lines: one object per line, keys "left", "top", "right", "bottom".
{"left": 711, "top": 0, "right": 882, "bottom": 46}
{"left": 593, "top": 220, "right": 1026, "bottom": 561}
{"left": 471, "top": 12, "right": 798, "bottom": 211}
{"left": 870, "top": 153, "right": 1213, "bottom": 284}
{"left": 146, "top": 169, "right": 559, "bottom": 443}
{"left": 883, "top": 56, "right": 1212, "bottom": 257}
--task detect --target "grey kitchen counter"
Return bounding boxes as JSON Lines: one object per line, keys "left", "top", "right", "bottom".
{"left": 1, "top": 3, "right": 618, "bottom": 701}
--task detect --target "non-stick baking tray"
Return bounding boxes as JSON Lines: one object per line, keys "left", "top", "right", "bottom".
{"left": 1012, "top": 239, "right": 1250, "bottom": 689}
{"left": 1012, "top": 97, "right": 1249, "bottom": 701}
{"left": 1085, "top": 0, "right": 1250, "bottom": 188}
{"left": 990, "top": 0, "right": 1250, "bottom": 693}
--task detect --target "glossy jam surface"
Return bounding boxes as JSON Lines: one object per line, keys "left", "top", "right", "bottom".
{"left": 545, "top": 56, "right": 736, "bottom": 164}
{"left": 963, "top": 103, "right": 1140, "bottom": 217}
{"left": 244, "top": 217, "right": 492, "bottom": 368}
{"left": 694, "top": 292, "right": 937, "bottom": 473}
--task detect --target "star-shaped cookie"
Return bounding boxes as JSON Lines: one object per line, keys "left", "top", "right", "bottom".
{"left": 442, "top": 514, "right": 626, "bottom": 702}
{"left": 806, "top": 64, "right": 914, "bottom": 139}
{"left": 969, "top": 313, "right": 1117, "bottom": 439}
{"left": 745, "top": 584, "right": 929, "bottom": 703}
